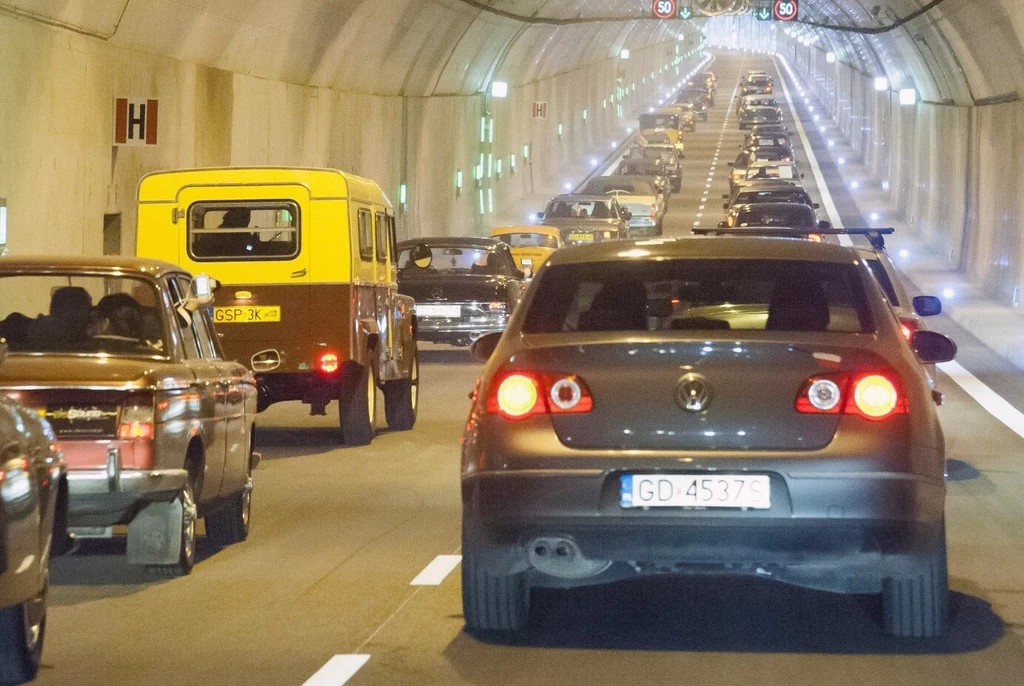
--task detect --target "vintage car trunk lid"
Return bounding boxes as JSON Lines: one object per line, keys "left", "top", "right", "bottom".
{"left": 0, "top": 354, "right": 174, "bottom": 390}
{"left": 398, "top": 274, "right": 512, "bottom": 304}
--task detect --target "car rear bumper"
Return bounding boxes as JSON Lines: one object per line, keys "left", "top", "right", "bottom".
{"left": 462, "top": 464, "right": 945, "bottom": 592}
{"left": 417, "top": 314, "right": 507, "bottom": 346}
{"left": 67, "top": 468, "right": 187, "bottom": 527}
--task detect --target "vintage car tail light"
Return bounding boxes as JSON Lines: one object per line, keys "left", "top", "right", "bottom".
{"left": 318, "top": 351, "right": 341, "bottom": 374}
{"left": 484, "top": 302, "right": 506, "bottom": 312}
{"left": 118, "top": 395, "right": 155, "bottom": 440}
{"left": 488, "top": 370, "right": 593, "bottom": 420}
{"left": 0, "top": 457, "right": 32, "bottom": 502}
{"left": 650, "top": 204, "right": 658, "bottom": 219}
{"left": 796, "top": 372, "right": 906, "bottom": 420}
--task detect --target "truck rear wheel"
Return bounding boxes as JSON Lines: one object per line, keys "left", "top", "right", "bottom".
{"left": 339, "top": 359, "right": 375, "bottom": 446}
{"left": 384, "top": 353, "right": 418, "bottom": 431}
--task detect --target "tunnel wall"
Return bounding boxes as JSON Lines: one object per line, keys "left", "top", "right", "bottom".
{"left": 0, "top": 10, "right": 703, "bottom": 258}
{"left": 780, "top": 35, "right": 1023, "bottom": 308}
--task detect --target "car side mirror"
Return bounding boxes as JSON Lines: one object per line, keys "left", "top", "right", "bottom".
{"left": 718, "top": 221, "right": 727, "bottom": 228}
{"left": 912, "top": 330, "right": 956, "bottom": 364}
{"left": 723, "top": 203, "right": 730, "bottom": 210}
{"left": 470, "top": 332, "right": 503, "bottom": 362}
{"left": 913, "top": 295, "right": 942, "bottom": 317}
{"left": 801, "top": 174, "right": 806, "bottom": 179}
{"left": 722, "top": 194, "right": 729, "bottom": 199}
{"left": 514, "top": 269, "right": 526, "bottom": 280}
{"left": 812, "top": 203, "right": 820, "bottom": 209}
{"left": 818, "top": 220, "right": 831, "bottom": 230}
{"left": 727, "top": 162, "right": 734, "bottom": 167}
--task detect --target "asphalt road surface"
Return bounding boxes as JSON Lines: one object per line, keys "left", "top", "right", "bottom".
{"left": 37, "top": 53, "right": 1024, "bottom": 686}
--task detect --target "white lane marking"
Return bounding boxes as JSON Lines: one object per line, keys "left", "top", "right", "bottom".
{"left": 410, "top": 554, "right": 462, "bottom": 586}
{"left": 771, "top": 56, "right": 852, "bottom": 247}
{"left": 303, "top": 655, "right": 370, "bottom": 686}
{"left": 938, "top": 361, "right": 1024, "bottom": 440}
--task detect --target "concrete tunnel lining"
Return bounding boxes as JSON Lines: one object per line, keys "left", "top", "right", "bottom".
{"left": 0, "top": 0, "right": 1023, "bottom": 318}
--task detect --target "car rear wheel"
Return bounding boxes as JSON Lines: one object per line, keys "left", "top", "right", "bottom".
{"left": 462, "top": 534, "right": 530, "bottom": 632}
{"left": 339, "top": 358, "right": 376, "bottom": 446}
{"left": 205, "top": 461, "right": 252, "bottom": 546}
{"left": 0, "top": 586, "right": 46, "bottom": 684}
{"left": 882, "top": 525, "right": 948, "bottom": 638}
{"left": 147, "top": 482, "right": 197, "bottom": 577}
{"left": 384, "top": 352, "right": 418, "bottom": 431}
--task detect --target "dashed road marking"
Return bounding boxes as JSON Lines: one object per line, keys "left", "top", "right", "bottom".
{"left": 410, "top": 555, "right": 462, "bottom": 586}
{"left": 303, "top": 656, "right": 370, "bottom": 686}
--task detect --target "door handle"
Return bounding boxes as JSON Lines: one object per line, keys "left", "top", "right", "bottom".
{"left": 291, "top": 268, "right": 307, "bottom": 278}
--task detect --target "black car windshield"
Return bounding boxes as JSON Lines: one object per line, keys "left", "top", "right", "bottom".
{"left": 523, "top": 259, "right": 871, "bottom": 334}
{"left": 736, "top": 190, "right": 812, "bottom": 206}
{"left": 0, "top": 274, "right": 168, "bottom": 357}
{"left": 734, "top": 205, "right": 815, "bottom": 228}
{"left": 582, "top": 178, "right": 657, "bottom": 195}
{"left": 397, "top": 245, "right": 513, "bottom": 276}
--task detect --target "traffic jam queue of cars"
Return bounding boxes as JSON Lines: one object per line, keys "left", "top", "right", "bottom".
{"left": 0, "top": 61, "right": 962, "bottom": 685}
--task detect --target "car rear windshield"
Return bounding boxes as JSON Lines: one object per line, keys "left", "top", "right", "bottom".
{"left": 523, "top": 259, "right": 872, "bottom": 334}
{"left": 188, "top": 201, "right": 299, "bottom": 261}
{"left": 545, "top": 199, "right": 616, "bottom": 219}
{"left": 734, "top": 205, "right": 814, "bottom": 228}
{"left": 397, "top": 245, "right": 514, "bottom": 276}
{"left": 736, "top": 190, "right": 812, "bottom": 206}
{"left": 0, "top": 274, "right": 168, "bottom": 357}
{"left": 639, "top": 114, "right": 679, "bottom": 129}
{"left": 495, "top": 233, "right": 559, "bottom": 249}
{"left": 582, "top": 178, "right": 657, "bottom": 195}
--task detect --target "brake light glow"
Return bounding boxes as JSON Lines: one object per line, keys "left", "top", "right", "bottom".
{"left": 899, "top": 318, "right": 917, "bottom": 343}
{"left": 319, "top": 352, "right": 340, "bottom": 374}
{"left": 487, "top": 370, "right": 594, "bottom": 420}
{"left": 853, "top": 375, "right": 900, "bottom": 418}
{"left": 495, "top": 374, "right": 541, "bottom": 418}
{"left": 796, "top": 371, "right": 906, "bottom": 420}
{"left": 118, "top": 421, "right": 155, "bottom": 440}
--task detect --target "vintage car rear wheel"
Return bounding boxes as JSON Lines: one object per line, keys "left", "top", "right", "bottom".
{"left": 205, "top": 461, "right": 252, "bottom": 546}
{"left": 384, "top": 353, "right": 418, "bottom": 431}
{"left": 339, "top": 359, "right": 376, "bottom": 446}
{"left": 147, "top": 482, "right": 197, "bottom": 577}
{"left": 0, "top": 586, "right": 46, "bottom": 683}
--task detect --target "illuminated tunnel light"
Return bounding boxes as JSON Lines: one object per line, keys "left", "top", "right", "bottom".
{"left": 899, "top": 88, "right": 918, "bottom": 105}
{"left": 490, "top": 81, "right": 508, "bottom": 98}
{"left": 943, "top": 288, "right": 956, "bottom": 299}
{"left": 620, "top": 49, "right": 630, "bottom": 60}
{"left": 874, "top": 77, "right": 890, "bottom": 91}
{"left": 826, "top": 52, "right": 836, "bottom": 63}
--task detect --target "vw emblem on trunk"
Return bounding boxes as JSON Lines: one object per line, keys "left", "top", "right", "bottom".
{"left": 431, "top": 288, "right": 444, "bottom": 299}
{"left": 676, "top": 373, "right": 712, "bottom": 413}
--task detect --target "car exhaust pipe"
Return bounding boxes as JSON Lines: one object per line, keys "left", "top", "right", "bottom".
{"left": 527, "top": 536, "right": 611, "bottom": 580}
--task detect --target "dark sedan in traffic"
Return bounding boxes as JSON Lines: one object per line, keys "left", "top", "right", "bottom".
{"left": 397, "top": 238, "right": 525, "bottom": 347}
{"left": 461, "top": 237, "right": 956, "bottom": 638}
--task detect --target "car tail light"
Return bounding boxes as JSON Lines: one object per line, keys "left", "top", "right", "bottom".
{"left": 899, "top": 317, "right": 917, "bottom": 343}
{"left": 318, "top": 351, "right": 341, "bottom": 374}
{"left": 487, "top": 370, "right": 594, "bottom": 420}
{"left": 118, "top": 395, "right": 155, "bottom": 440}
{"left": 807, "top": 233, "right": 823, "bottom": 243}
{"left": 650, "top": 204, "right": 658, "bottom": 219}
{"left": 796, "top": 371, "right": 907, "bottom": 420}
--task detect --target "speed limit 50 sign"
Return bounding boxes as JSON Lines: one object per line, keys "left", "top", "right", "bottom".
{"left": 773, "top": 0, "right": 799, "bottom": 21}
{"left": 653, "top": 0, "right": 677, "bottom": 19}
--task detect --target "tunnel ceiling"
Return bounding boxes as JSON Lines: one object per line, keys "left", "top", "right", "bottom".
{"left": 2, "top": 0, "right": 1022, "bottom": 101}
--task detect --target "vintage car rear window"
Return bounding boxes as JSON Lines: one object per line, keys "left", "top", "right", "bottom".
{"left": 495, "top": 233, "right": 559, "bottom": 249}
{"left": 188, "top": 201, "right": 299, "bottom": 261}
{"left": 397, "top": 245, "right": 515, "bottom": 276}
{"left": 523, "top": 259, "right": 872, "bottom": 334}
{"left": 0, "top": 274, "right": 168, "bottom": 357}
{"left": 545, "top": 199, "right": 616, "bottom": 220}
{"left": 735, "top": 190, "right": 812, "bottom": 206}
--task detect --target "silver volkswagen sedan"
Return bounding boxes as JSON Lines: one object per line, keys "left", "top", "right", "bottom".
{"left": 462, "top": 237, "right": 957, "bottom": 638}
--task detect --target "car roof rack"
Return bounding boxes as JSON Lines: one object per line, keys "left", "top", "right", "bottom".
{"left": 693, "top": 227, "right": 895, "bottom": 248}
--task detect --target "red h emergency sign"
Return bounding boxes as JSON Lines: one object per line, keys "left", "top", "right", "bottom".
{"left": 114, "top": 98, "right": 159, "bottom": 146}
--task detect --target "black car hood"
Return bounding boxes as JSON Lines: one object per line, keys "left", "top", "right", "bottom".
{"left": 398, "top": 272, "right": 517, "bottom": 303}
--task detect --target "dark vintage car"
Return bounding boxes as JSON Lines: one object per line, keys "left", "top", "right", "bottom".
{"left": 0, "top": 257, "right": 258, "bottom": 577}
{"left": 396, "top": 238, "right": 525, "bottom": 347}
{"left": 0, "top": 369, "right": 68, "bottom": 685}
